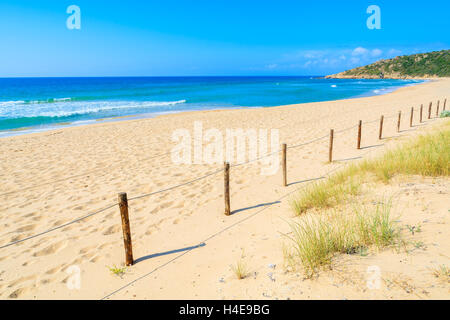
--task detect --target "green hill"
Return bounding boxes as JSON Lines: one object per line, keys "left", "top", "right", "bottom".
{"left": 326, "top": 49, "right": 450, "bottom": 79}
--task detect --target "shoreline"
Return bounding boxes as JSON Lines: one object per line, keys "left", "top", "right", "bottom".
{"left": 0, "top": 78, "right": 430, "bottom": 139}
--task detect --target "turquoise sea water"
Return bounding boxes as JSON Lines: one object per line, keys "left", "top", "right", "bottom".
{"left": 0, "top": 76, "right": 424, "bottom": 137}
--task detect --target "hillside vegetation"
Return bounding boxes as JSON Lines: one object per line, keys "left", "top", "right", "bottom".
{"left": 327, "top": 50, "right": 450, "bottom": 79}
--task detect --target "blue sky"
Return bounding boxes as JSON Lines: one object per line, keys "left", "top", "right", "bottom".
{"left": 0, "top": 0, "right": 448, "bottom": 77}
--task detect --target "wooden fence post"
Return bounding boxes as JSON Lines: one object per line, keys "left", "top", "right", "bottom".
{"left": 436, "top": 100, "right": 440, "bottom": 117}
{"left": 444, "top": 98, "right": 447, "bottom": 111}
{"left": 282, "top": 143, "right": 287, "bottom": 186}
{"left": 224, "top": 162, "right": 230, "bottom": 216}
{"left": 357, "top": 120, "right": 362, "bottom": 150}
{"left": 397, "top": 111, "right": 401, "bottom": 133}
{"left": 118, "top": 192, "right": 133, "bottom": 266}
{"left": 420, "top": 104, "right": 423, "bottom": 122}
{"left": 410, "top": 107, "right": 414, "bottom": 127}
{"left": 328, "top": 129, "right": 334, "bottom": 163}
{"left": 428, "top": 102, "right": 432, "bottom": 119}
{"left": 379, "top": 116, "right": 384, "bottom": 140}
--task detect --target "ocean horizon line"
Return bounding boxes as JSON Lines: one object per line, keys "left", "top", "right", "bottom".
{"left": 0, "top": 75, "right": 326, "bottom": 79}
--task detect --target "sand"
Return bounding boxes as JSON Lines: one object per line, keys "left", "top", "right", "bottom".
{"left": 0, "top": 79, "right": 449, "bottom": 299}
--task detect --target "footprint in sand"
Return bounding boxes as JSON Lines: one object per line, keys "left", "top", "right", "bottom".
{"left": 79, "top": 245, "right": 97, "bottom": 254}
{"left": 62, "top": 225, "right": 75, "bottom": 232}
{"left": 15, "top": 224, "right": 37, "bottom": 232}
{"left": 102, "top": 224, "right": 121, "bottom": 235}
{"left": 81, "top": 252, "right": 96, "bottom": 260}
{"left": 159, "top": 201, "right": 173, "bottom": 209}
{"left": 174, "top": 202, "right": 184, "bottom": 209}
{"left": 9, "top": 287, "right": 30, "bottom": 299}
{"left": 45, "top": 266, "right": 61, "bottom": 275}
{"left": 33, "top": 240, "right": 67, "bottom": 257}
{"left": 97, "top": 242, "right": 113, "bottom": 250}
{"left": 89, "top": 255, "right": 101, "bottom": 263}
{"left": 7, "top": 275, "right": 38, "bottom": 288}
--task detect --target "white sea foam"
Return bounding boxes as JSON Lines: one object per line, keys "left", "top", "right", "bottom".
{"left": 0, "top": 99, "right": 187, "bottom": 118}
{"left": 0, "top": 100, "right": 25, "bottom": 107}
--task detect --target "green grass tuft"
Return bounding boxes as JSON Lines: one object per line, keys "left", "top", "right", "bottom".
{"left": 440, "top": 110, "right": 450, "bottom": 118}
{"left": 108, "top": 265, "right": 127, "bottom": 277}
{"left": 292, "top": 125, "right": 450, "bottom": 215}
{"left": 287, "top": 200, "right": 400, "bottom": 277}
{"left": 431, "top": 265, "right": 450, "bottom": 283}
{"left": 231, "top": 259, "right": 249, "bottom": 280}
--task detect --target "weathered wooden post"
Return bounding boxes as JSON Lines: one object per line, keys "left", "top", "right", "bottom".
{"left": 428, "top": 102, "right": 432, "bottom": 119}
{"left": 224, "top": 162, "right": 230, "bottom": 216}
{"left": 397, "top": 111, "right": 401, "bottom": 133}
{"left": 118, "top": 192, "right": 133, "bottom": 266}
{"left": 282, "top": 143, "right": 287, "bottom": 186}
{"left": 379, "top": 116, "right": 384, "bottom": 140}
{"left": 444, "top": 98, "right": 447, "bottom": 111}
{"left": 357, "top": 120, "right": 362, "bottom": 150}
{"left": 410, "top": 107, "right": 414, "bottom": 127}
{"left": 420, "top": 104, "right": 423, "bottom": 122}
{"left": 436, "top": 100, "right": 440, "bottom": 117}
{"left": 328, "top": 129, "right": 334, "bottom": 163}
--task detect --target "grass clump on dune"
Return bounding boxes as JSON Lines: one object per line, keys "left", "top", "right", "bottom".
{"left": 360, "top": 124, "right": 449, "bottom": 181}
{"left": 287, "top": 200, "right": 400, "bottom": 277}
{"left": 291, "top": 123, "right": 450, "bottom": 215}
{"left": 231, "top": 258, "right": 249, "bottom": 280}
{"left": 290, "top": 171, "right": 362, "bottom": 214}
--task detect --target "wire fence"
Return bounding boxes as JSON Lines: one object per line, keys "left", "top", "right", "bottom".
{"left": 0, "top": 98, "right": 447, "bottom": 298}
{"left": 0, "top": 100, "right": 435, "bottom": 198}
{"left": 0, "top": 99, "right": 445, "bottom": 251}
{"left": 100, "top": 132, "right": 397, "bottom": 300}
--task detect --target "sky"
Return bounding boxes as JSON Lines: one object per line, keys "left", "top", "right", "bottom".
{"left": 0, "top": 0, "right": 448, "bottom": 77}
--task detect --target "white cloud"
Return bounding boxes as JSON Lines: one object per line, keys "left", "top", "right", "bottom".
{"left": 371, "top": 49, "right": 383, "bottom": 57}
{"left": 260, "top": 46, "right": 420, "bottom": 73}
{"left": 352, "top": 47, "right": 369, "bottom": 56}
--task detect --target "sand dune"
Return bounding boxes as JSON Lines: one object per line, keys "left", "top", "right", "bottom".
{"left": 0, "top": 79, "right": 448, "bottom": 299}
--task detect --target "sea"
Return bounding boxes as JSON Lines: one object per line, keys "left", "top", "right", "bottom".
{"left": 0, "top": 76, "right": 425, "bottom": 137}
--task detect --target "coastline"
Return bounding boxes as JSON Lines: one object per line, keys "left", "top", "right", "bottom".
{"left": 0, "top": 78, "right": 429, "bottom": 139}
{"left": 0, "top": 77, "right": 448, "bottom": 299}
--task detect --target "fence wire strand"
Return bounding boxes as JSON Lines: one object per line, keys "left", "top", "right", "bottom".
{"left": 1, "top": 102, "right": 441, "bottom": 198}
{"left": 100, "top": 129, "right": 390, "bottom": 300}
{"left": 0, "top": 203, "right": 118, "bottom": 249}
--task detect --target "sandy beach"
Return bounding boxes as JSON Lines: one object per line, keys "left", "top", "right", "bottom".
{"left": 0, "top": 79, "right": 449, "bottom": 299}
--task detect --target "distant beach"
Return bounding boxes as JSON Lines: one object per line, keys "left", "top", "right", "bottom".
{"left": 0, "top": 77, "right": 425, "bottom": 137}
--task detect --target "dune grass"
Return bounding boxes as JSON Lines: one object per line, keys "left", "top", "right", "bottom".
{"left": 291, "top": 123, "right": 450, "bottom": 215}
{"left": 431, "top": 265, "right": 450, "bottom": 283}
{"left": 287, "top": 200, "right": 400, "bottom": 277}
{"left": 231, "top": 258, "right": 249, "bottom": 280}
